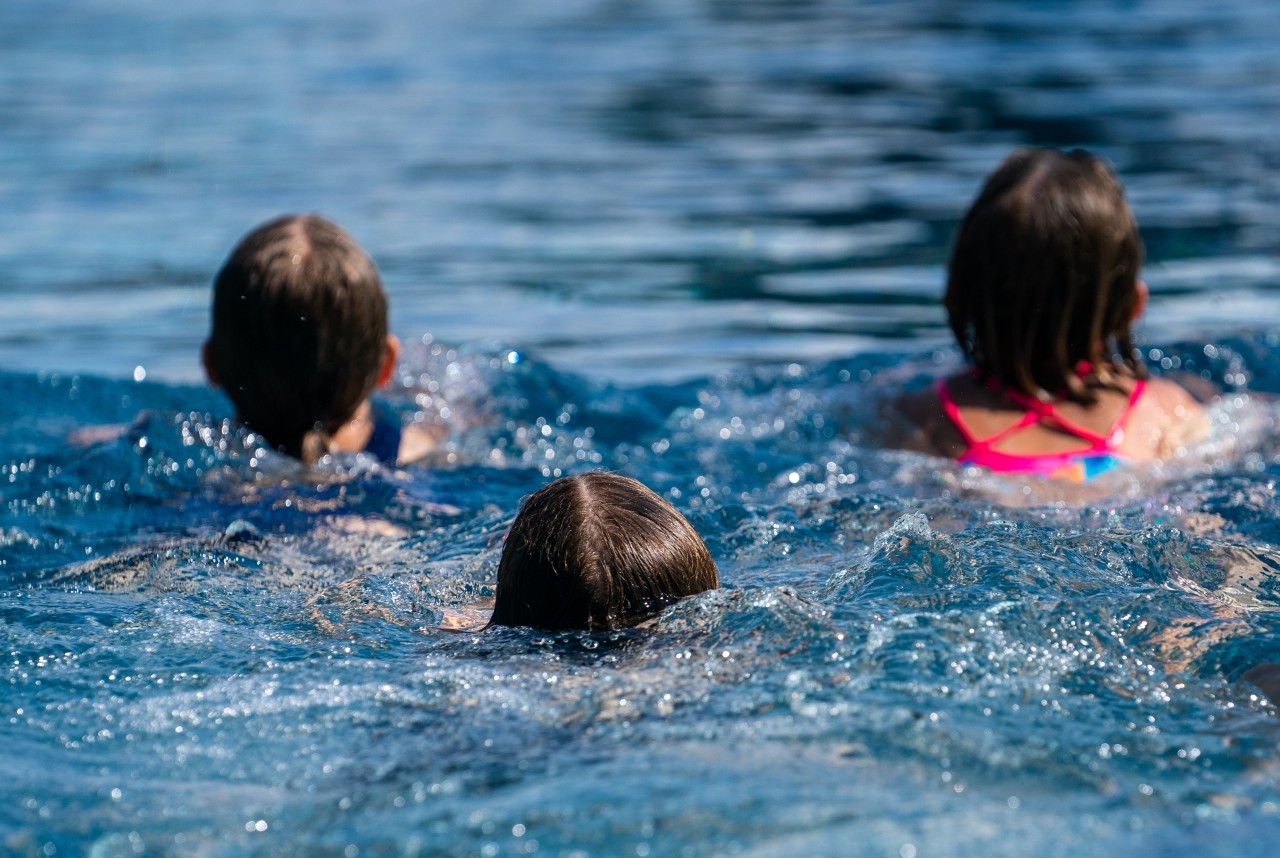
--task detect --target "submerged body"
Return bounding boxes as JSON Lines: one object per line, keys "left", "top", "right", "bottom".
{"left": 5, "top": 344, "right": 1277, "bottom": 858}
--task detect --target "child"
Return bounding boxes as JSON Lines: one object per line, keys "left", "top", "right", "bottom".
{"left": 892, "top": 147, "right": 1207, "bottom": 480}
{"left": 487, "top": 472, "right": 719, "bottom": 631}
{"left": 203, "top": 214, "right": 439, "bottom": 465}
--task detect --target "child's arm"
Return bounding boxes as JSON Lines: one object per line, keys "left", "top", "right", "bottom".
{"left": 439, "top": 600, "right": 493, "bottom": 632}
{"left": 67, "top": 411, "right": 155, "bottom": 448}
{"left": 67, "top": 422, "right": 133, "bottom": 447}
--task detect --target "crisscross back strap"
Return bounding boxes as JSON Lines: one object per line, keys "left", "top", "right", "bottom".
{"left": 1002, "top": 378, "right": 1146, "bottom": 449}
{"left": 937, "top": 379, "right": 1040, "bottom": 450}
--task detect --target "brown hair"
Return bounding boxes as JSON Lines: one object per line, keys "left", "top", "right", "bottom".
{"left": 488, "top": 472, "right": 719, "bottom": 631}
{"left": 206, "top": 214, "right": 389, "bottom": 461}
{"left": 945, "top": 147, "right": 1147, "bottom": 404}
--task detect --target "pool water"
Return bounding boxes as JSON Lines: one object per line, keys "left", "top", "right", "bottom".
{"left": 4, "top": 1, "right": 1280, "bottom": 855}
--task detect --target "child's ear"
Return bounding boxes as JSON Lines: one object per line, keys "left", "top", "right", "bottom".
{"left": 376, "top": 334, "right": 401, "bottom": 388}
{"left": 1131, "top": 280, "right": 1149, "bottom": 322}
{"left": 201, "top": 340, "right": 221, "bottom": 387}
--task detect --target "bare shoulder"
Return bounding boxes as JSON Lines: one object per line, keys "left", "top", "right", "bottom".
{"left": 882, "top": 381, "right": 965, "bottom": 457}
{"left": 891, "top": 385, "right": 939, "bottom": 425}
{"left": 1126, "top": 376, "right": 1210, "bottom": 458}
{"left": 1143, "top": 376, "right": 1206, "bottom": 410}
{"left": 1142, "top": 377, "right": 1208, "bottom": 428}
{"left": 397, "top": 422, "right": 447, "bottom": 466}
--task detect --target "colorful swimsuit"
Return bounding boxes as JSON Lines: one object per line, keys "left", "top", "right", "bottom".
{"left": 936, "top": 376, "right": 1146, "bottom": 481}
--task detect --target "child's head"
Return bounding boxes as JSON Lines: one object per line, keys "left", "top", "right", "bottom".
{"left": 203, "top": 214, "right": 398, "bottom": 460}
{"left": 945, "top": 147, "right": 1147, "bottom": 404}
{"left": 489, "top": 472, "right": 719, "bottom": 631}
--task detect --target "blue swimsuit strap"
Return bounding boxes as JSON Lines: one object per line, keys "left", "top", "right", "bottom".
{"left": 363, "top": 403, "right": 403, "bottom": 465}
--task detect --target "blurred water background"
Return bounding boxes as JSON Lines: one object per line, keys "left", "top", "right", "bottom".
{"left": 4, "top": 0, "right": 1280, "bottom": 855}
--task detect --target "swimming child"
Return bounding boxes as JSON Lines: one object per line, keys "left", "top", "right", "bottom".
{"left": 892, "top": 147, "right": 1207, "bottom": 480}
{"left": 487, "top": 472, "right": 719, "bottom": 631}
{"left": 203, "top": 214, "right": 439, "bottom": 465}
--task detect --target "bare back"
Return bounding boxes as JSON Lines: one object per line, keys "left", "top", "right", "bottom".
{"left": 890, "top": 372, "right": 1208, "bottom": 467}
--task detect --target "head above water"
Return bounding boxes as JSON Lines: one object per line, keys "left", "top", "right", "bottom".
{"left": 489, "top": 472, "right": 719, "bottom": 632}
{"left": 945, "top": 147, "right": 1147, "bottom": 404}
{"left": 203, "top": 214, "right": 397, "bottom": 461}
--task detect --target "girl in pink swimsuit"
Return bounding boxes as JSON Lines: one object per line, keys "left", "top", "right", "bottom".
{"left": 934, "top": 369, "right": 1145, "bottom": 481}
{"left": 893, "top": 147, "right": 1206, "bottom": 480}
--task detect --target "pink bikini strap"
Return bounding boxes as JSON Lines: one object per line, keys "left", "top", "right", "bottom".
{"left": 1000, "top": 388, "right": 1108, "bottom": 447}
{"left": 1110, "top": 378, "right": 1147, "bottom": 440}
{"left": 1002, "top": 378, "right": 1147, "bottom": 448}
{"left": 937, "top": 379, "right": 1039, "bottom": 449}
{"left": 936, "top": 379, "right": 977, "bottom": 445}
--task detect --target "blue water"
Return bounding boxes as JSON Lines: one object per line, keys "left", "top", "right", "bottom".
{"left": 5, "top": 0, "right": 1280, "bottom": 855}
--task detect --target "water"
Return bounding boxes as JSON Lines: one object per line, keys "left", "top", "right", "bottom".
{"left": 4, "top": 0, "right": 1280, "bottom": 855}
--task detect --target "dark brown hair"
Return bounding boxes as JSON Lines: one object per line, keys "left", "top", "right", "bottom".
{"left": 488, "top": 472, "right": 719, "bottom": 631}
{"left": 945, "top": 147, "right": 1147, "bottom": 404}
{"left": 206, "top": 214, "right": 389, "bottom": 460}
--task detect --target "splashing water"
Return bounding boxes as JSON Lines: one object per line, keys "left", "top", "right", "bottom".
{"left": 5, "top": 0, "right": 1280, "bottom": 854}
{"left": 4, "top": 332, "right": 1280, "bottom": 856}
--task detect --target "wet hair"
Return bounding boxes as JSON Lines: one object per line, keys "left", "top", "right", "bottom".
{"left": 206, "top": 214, "right": 389, "bottom": 461}
{"left": 945, "top": 147, "right": 1147, "bottom": 404}
{"left": 488, "top": 472, "right": 719, "bottom": 631}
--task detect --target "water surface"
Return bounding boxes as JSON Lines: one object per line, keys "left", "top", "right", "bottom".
{"left": 3, "top": 1, "right": 1280, "bottom": 855}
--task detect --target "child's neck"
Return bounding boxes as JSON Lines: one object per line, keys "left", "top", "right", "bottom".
{"left": 329, "top": 399, "right": 376, "bottom": 454}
